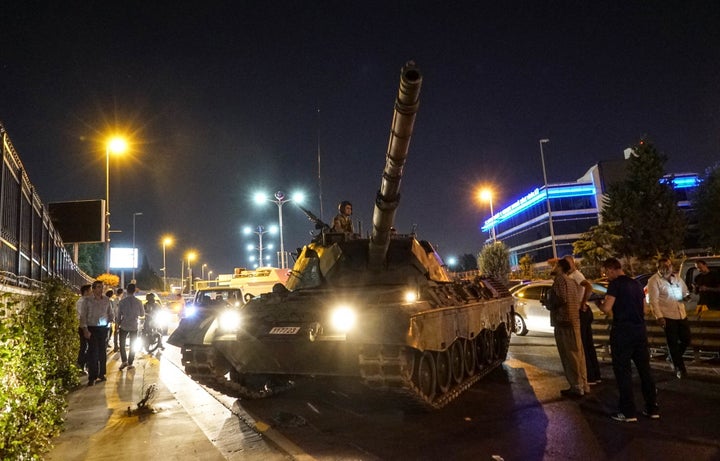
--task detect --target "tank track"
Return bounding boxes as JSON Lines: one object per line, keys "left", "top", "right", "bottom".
{"left": 358, "top": 326, "right": 510, "bottom": 410}
{"left": 180, "top": 345, "right": 295, "bottom": 399}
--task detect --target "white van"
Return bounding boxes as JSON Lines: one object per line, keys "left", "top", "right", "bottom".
{"left": 678, "top": 256, "right": 720, "bottom": 314}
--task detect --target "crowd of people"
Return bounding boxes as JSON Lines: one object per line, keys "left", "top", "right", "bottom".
{"left": 76, "top": 282, "right": 171, "bottom": 386}
{"left": 547, "top": 255, "right": 717, "bottom": 423}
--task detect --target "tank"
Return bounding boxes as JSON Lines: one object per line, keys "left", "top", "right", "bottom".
{"left": 168, "top": 62, "right": 515, "bottom": 409}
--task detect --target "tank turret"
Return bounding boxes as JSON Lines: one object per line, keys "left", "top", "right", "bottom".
{"left": 169, "top": 62, "right": 515, "bottom": 409}
{"left": 368, "top": 61, "right": 422, "bottom": 269}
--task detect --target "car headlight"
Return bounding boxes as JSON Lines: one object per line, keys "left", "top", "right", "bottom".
{"left": 184, "top": 305, "right": 197, "bottom": 318}
{"left": 330, "top": 306, "right": 356, "bottom": 333}
{"left": 218, "top": 309, "right": 241, "bottom": 332}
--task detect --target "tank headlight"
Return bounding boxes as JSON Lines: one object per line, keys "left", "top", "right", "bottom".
{"left": 330, "top": 306, "right": 356, "bottom": 332}
{"left": 218, "top": 310, "right": 241, "bottom": 332}
{"left": 404, "top": 291, "right": 418, "bottom": 303}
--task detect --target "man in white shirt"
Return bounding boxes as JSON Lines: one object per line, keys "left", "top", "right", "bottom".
{"left": 647, "top": 257, "right": 691, "bottom": 378}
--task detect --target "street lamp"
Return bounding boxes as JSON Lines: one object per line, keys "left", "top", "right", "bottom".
{"left": 207, "top": 270, "right": 213, "bottom": 281}
{"left": 201, "top": 263, "right": 207, "bottom": 280}
{"left": 479, "top": 189, "right": 496, "bottom": 243}
{"left": 539, "top": 138, "right": 557, "bottom": 259}
{"left": 254, "top": 191, "right": 304, "bottom": 269}
{"left": 105, "top": 136, "right": 128, "bottom": 273}
{"left": 243, "top": 225, "right": 277, "bottom": 267}
{"left": 186, "top": 251, "right": 197, "bottom": 293}
{"left": 161, "top": 236, "right": 173, "bottom": 292}
{"left": 132, "top": 212, "right": 143, "bottom": 281}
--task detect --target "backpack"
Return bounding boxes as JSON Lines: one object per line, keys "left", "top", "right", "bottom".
{"left": 542, "top": 287, "right": 561, "bottom": 311}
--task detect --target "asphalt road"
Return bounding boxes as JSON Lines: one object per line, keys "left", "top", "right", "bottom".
{"left": 164, "top": 331, "right": 720, "bottom": 460}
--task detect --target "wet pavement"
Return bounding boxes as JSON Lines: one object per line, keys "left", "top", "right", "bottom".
{"left": 47, "top": 349, "right": 288, "bottom": 460}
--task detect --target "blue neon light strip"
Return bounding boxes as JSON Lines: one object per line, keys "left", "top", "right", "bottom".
{"left": 481, "top": 184, "right": 595, "bottom": 231}
{"left": 481, "top": 173, "right": 700, "bottom": 232}
{"left": 671, "top": 176, "right": 700, "bottom": 189}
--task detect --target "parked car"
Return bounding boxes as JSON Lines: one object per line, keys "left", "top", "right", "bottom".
{"left": 512, "top": 280, "right": 607, "bottom": 336}
{"left": 678, "top": 256, "right": 720, "bottom": 315}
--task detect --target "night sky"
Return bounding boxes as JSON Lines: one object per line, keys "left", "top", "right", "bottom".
{"left": 2, "top": 2, "right": 719, "bottom": 278}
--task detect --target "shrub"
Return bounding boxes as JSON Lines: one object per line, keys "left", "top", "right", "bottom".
{"left": 0, "top": 279, "right": 79, "bottom": 459}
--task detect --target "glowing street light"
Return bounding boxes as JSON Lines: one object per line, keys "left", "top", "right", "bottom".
{"left": 244, "top": 225, "right": 277, "bottom": 267}
{"left": 161, "top": 236, "right": 173, "bottom": 292}
{"left": 539, "top": 138, "right": 557, "bottom": 259}
{"left": 105, "top": 136, "right": 128, "bottom": 273}
{"left": 253, "top": 191, "right": 304, "bottom": 269}
{"left": 201, "top": 263, "right": 207, "bottom": 280}
{"left": 207, "top": 270, "right": 213, "bottom": 281}
{"left": 479, "top": 188, "right": 496, "bottom": 243}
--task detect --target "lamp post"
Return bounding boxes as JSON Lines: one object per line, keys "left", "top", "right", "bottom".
{"left": 161, "top": 236, "right": 173, "bottom": 292}
{"left": 186, "top": 251, "right": 197, "bottom": 293}
{"left": 201, "top": 263, "right": 207, "bottom": 280}
{"left": 105, "top": 136, "right": 128, "bottom": 274}
{"left": 479, "top": 189, "right": 496, "bottom": 243}
{"left": 131, "top": 212, "right": 143, "bottom": 281}
{"left": 539, "top": 138, "right": 557, "bottom": 259}
{"left": 207, "top": 270, "right": 213, "bottom": 281}
{"left": 254, "top": 191, "right": 304, "bottom": 269}
{"left": 243, "top": 225, "right": 277, "bottom": 267}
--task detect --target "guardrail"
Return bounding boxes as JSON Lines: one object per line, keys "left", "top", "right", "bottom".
{"left": 592, "top": 311, "right": 720, "bottom": 360}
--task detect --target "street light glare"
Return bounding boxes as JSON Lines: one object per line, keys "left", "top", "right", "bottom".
{"left": 107, "top": 136, "right": 128, "bottom": 154}
{"left": 253, "top": 192, "right": 268, "bottom": 204}
{"left": 162, "top": 236, "right": 173, "bottom": 246}
{"left": 291, "top": 191, "right": 305, "bottom": 203}
{"left": 479, "top": 189, "right": 492, "bottom": 202}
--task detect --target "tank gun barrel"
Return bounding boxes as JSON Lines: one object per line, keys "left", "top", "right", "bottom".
{"left": 368, "top": 61, "right": 422, "bottom": 269}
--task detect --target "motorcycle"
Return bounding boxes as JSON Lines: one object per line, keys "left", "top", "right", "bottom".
{"left": 135, "top": 310, "right": 169, "bottom": 354}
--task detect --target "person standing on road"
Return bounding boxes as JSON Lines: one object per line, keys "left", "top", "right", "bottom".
{"left": 144, "top": 293, "right": 165, "bottom": 350}
{"left": 112, "top": 287, "right": 124, "bottom": 351}
{"left": 331, "top": 201, "right": 354, "bottom": 233}
{"left": 597, "top": 257, "right": 659, "bottom": 422}
{"left": 648, "top": 257, "right": 691, "bottom": 379}
{"left": 551, "top": 258, "right": 589, "bottom": 398}
{"left": 79, "top": 280, "right": 114, "bottom": 386}
{"left": 75, "top": 284, "right": 92, "bottom": 374}
{"left": 694, "top": 260, "right": 720, "bottom": 312}
{"left": 563, "top": 255, "right": 602, "bottom": 385}
{"left": 117, "top": 283, "right": 145, "bottom": 370}
{"left": 106, "top": 289, "right": 118, "bottom": 351}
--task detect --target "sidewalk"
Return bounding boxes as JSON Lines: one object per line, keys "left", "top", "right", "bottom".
{"left": 48, "top": 350, "right": 238, "bottom": 460}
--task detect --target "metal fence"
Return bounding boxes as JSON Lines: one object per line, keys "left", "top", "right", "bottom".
{"left": 0, "top": 124, "right": 92, "bottom": 292}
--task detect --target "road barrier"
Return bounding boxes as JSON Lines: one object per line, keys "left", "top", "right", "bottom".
{"left": 592, "top": 311, "right": 720, "bottom": 360}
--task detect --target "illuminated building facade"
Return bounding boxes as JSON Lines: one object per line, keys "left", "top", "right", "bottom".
{"left": 482, "top": 161, "right": 700, "bottom": 266}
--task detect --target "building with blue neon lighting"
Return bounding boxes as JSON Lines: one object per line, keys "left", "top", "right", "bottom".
{"left": 482, "top": 160, "right": 700, "bottom": 266}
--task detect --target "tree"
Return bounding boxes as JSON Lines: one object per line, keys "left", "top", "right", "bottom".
{"left": 477, "top": 242, "right": 511, "bottom": 283}
{"left": 135, "top": 255, "right": 163, "bottom": 290}
{"left": 69, "top": 243, "right": 104, "bottom": 277}
{"left": 518, "top": 254, "right": 534, "bottom": 279}
{"left": 573, "top": 222, "right": 622, "bottom": 272}
{"left": 458, "top": 253, "right": 478, "bottom": 271}
{"left": 693, "top": 164, "right": 720, "bottom": 252}
{"left": 601, "top": 139, "right": 686, "bottom": 259}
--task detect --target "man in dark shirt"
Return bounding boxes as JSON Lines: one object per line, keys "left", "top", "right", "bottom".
{"left": 694, "top": 260, "right": 720, "bottom": 311}
{"left": 597, "top": 257, "right": 659, "bottom": 422}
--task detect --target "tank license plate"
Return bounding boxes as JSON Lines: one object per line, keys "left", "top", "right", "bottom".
{"left": 269, "top": 326, "right": 301, "bottom": 335}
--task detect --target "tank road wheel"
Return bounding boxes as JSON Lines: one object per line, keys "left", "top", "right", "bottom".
{"left": 463, "top": 338, "right": 477, "bottom": 377}
{"left": 476, "top": 329, "right": 495, "bottom": 367}
{"left": 494, "top": 325, "right": 510, "bottom": 361}
{"left": 449, "top": 340, "right": 465, "bottom": 384}
{"left": 414, "top": 351, "right": 437, "bottom": 401}
{"left": 434, "top": 349, "right": 452, "bottom": 393}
